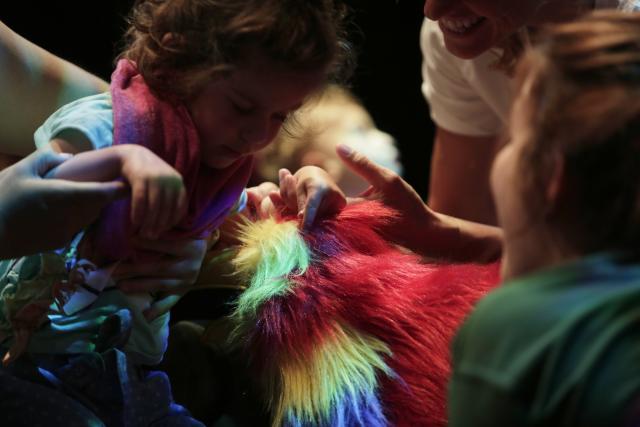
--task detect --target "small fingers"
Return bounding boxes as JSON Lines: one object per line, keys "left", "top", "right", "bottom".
{"left": 279, "top": 171, "right": 298, "bottom": 213}
{"left": 131, "top": 180, "right": 149, "bottom": 230}
{"left": 169, "top": 186, "right": 188, "bottom": 229}
{"left": 144, "top": 294, "right": 183, "bottom": 321}
{"left": 141, "top": 183, "right": 167, "bottom": 239}
{"left": 301, "top": 187, "right": 324, "bottom": 230}
{"left": 31, "top": 150, "right": 73, "bottom": 178}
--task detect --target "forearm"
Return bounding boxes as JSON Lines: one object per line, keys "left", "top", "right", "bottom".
{"left": 0, "top": 21, "right": 108, "bottom": 156}
{"left": 45, "top": 145, "right": 131, "bottom": 183}
{"left": 411, "top": 211, "right": 503, "bottom": 263}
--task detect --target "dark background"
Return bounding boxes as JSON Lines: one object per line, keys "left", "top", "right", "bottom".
{"left": 0, "top": 0, "right": 435, "bottom": 198}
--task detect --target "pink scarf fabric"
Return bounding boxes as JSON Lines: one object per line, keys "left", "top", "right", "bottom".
{"left": 92, "top": 60, "right": 253, "bottom": 262}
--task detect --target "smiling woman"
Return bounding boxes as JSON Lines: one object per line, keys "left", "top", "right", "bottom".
{"left": 419, "top": 0, "right": 640, "bottom": 227}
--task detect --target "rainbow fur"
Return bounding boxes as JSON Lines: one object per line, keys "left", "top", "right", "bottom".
{"left": 230, "top": 201, "right": 500, "bottom": 427}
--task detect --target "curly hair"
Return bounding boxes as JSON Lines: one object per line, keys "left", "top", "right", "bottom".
{"left": 515, "top": 10, "right": 640, "bottom": 254}
{"left": 119, "top": 0, "right": 354, "bottom": 99}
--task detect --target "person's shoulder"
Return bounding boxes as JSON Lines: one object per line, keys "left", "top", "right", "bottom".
{"left": 420, "top": 18, "right": 459, "bottom": 66}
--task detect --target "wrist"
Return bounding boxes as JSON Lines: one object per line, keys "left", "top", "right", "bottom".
{"left": 113, "top": 144, "right": 142, "bottom": 178}
{"left": 436, "top": 212, "right": 503, "bottom": 262}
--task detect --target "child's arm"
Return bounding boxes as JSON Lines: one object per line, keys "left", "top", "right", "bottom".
{"left": 46, "top": 144, "right": 187, "bottom": 239}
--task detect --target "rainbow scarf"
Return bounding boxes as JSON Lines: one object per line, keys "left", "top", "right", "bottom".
{"left": 229, "top": 201, "right": 500, "bottom": 426}
{"left": 92, "top": 59, "right": 253, "bottom": 261}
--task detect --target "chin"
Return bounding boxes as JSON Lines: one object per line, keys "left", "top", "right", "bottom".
{"left": 444, "top": 39, "right": 493, "bottom": 59}
{"left": 202, "top": 155, "right": 238, "bottom": 169}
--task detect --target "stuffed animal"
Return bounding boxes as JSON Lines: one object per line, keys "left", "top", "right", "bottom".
{"left": 228, "top": 200, "right": 500, "bottom": 427}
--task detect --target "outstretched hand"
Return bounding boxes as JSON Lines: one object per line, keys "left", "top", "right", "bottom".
{"left": 336, "top": 144, "right": 502, "bottom": 262}
{"left": 0, "top": 150, "right": 127, "bottom": 259}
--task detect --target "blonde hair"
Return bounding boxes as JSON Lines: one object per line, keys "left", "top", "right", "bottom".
{"left": 516, "top": 10, "right": 640, "bottom": 254}
{"left": 119, "top": 0, "right": 353, "bottom": 99}
{"left": 255, "top": 84, "right": 361, "bottom": 182}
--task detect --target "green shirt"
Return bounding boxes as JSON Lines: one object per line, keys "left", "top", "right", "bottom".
{"left": 449, "top": 253, "right": 640, "bottom": 427}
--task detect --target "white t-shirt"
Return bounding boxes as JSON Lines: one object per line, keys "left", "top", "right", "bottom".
{"left": 420, "top": 0, "right": 640, "bottom": 137}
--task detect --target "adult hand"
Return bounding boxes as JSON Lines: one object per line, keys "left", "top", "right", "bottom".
{"left": 336, "top": 144, "right": 502, "bottom": 262}
{"left": 0, "top": 150, "right": 126, "bottom": 259}
{"left": 278, "top": 166, "right": 347, "bottom": 230}
{"left": 112, "top": 236, "right": 209, "bottom": 320}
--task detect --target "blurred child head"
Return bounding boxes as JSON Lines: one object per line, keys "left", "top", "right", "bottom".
{"left": 255, "top": 84, "right": 402, "bottom": 196}
{"left": 119, "top": 0, "right": 353, "bottom": 169}
{"left": 492, "top": 11, "right": 640, "bottom": 277}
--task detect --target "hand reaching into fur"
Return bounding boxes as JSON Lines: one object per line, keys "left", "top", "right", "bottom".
{"left": 278, "top": 166, "right": 347, "bottom": 230}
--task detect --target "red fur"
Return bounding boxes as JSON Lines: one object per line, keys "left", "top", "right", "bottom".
{"left": 243, "top": 201, "right": 500, "bottom": 426}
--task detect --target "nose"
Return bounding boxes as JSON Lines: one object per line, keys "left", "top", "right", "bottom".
{"left": 423, "top": 0, "right": 456, "bottom": 20}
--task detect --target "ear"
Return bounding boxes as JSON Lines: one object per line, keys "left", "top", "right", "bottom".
{"left": 545, "top": 152, "right": 565, "bottom": 209}
{"left": 161, "top": 33, "right": 185, "bottom": 49}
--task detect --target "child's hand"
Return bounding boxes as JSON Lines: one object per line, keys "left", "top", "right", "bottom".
{"left": 113, "top": 236, "right": 209, "bottom": 320}
{"left": 245, "top": 182, "right": 281, "bottom": 220}
{"left": 278, "top": 166, "right": 346, "bottom": 230}
{"left": 119, "top": 145, "right": 187, "bottom": 239}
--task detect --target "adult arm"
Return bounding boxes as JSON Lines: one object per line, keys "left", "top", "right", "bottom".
{"left": 337, "top": 144, "right": 502, "bottom": 263}
{"left": 0, "top": 150, "right": 126, "bottom": 259}
{"left": 0, "top": 20, "right": 107, "bottom": 156}
{"left": 428, "top": 127, "right": 500, "bottom": 225}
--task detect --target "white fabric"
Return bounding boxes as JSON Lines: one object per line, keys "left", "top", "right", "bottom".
{"left": 34, "top": 92, "right": 113, "bottom": 150}
{"left": 420, "top": 19, "right": 511, "bottom": 137}
{"left": 420, "top": 0, "right": 639, "bottom": 138}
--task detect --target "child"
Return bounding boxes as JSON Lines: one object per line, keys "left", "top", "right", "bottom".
{"left": 254, "top": 84, "right": 403, "bottom": 197}
{"left": 448, "top": 11, "right": 640, "bottom": 427}
{"left": 0, "top": 0, "right": 351, "bottom": 425}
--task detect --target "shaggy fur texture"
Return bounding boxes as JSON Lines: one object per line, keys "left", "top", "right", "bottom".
{"left": 230, "top": 201, "right": 500, "bottom": 427}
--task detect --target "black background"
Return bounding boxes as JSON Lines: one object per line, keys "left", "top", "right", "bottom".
{"left": 0, "top": 0, "right": 435, "bottom": 198}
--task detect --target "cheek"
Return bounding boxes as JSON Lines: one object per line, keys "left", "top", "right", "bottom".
{"left": 489, "top": 148, "right": 508, "bottom": 199}
{"left": 490, "top": 146, "right": 520, "bottom": 220}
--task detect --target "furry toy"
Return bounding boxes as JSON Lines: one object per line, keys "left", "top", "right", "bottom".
{"left": 228, "top": 201, "right": 500, "bottom": 427}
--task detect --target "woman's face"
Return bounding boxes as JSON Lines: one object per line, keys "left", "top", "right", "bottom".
{"left": 423, "top": 0, "right": 582, "bottom": 58}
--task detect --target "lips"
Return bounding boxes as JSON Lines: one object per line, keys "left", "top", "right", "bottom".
{"left": 439, "top": 16, "right": 486, "bottom": 35}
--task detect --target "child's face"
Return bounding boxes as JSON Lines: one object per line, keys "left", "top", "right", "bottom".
{"left": 187, "top": 53, "right": 325, "bottom": 169}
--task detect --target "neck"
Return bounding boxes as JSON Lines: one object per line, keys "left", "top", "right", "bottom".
{"left": 501, "top": 225, "right": 578, "bottom": 281}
